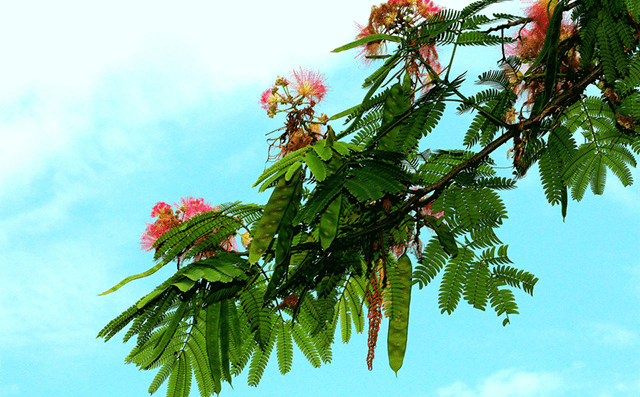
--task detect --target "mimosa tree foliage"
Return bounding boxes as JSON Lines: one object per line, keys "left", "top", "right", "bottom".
{"left": 98, "top": 0, "right": 640, "bottom": 396}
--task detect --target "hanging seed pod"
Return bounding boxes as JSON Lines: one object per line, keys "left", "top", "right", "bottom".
{"left": 378, "top": 81, "right": 409, "bottom": 152}
{"left": 249, "top": 171, "right": 302, "bottom": 264}
{"left": 387, "top": 253, "right": 412, "bottom": 375}
{"left": 319, "top": 194, "right": 342, "bottom": 249}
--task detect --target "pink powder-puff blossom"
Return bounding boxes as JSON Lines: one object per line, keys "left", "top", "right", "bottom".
{"left": 290, "top": 68, "right": 328, "bottom": 103}
{"left": 387, "top": 0, "right": 439, "bottom": 11}
{"left": 508, "top": 0, "right": 576, "bottom": 62}
{"left": 355, "top": 0, "right": 442, "bottom": 79}
{"left": 140, "top": 224, "right": 163, "bottom": 251}
{"left": 260, "top": 87, "right": 279, "bottom": 110}
{"left": 140, "top": 205, "right": 181, "bottom": 251}
{"left": 176, "top": 196, "right": 217, "bottom": 221}
{"left": 355, "top": 23, "right": 386, "bottom": 64}
{"left": 419, "top": 44, "right": 442, "bottom": 74}
{"left": 417, "top": 0, "right": 440, "bottom": 17}
{"left": 140, "top": 197, "right": 226, "bottom": 252}
{"left": 151, "top": 202, "right": 172, "bottom": 217}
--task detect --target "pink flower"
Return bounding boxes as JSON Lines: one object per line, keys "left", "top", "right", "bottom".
{"left": 140, "top": 224, "right": 160, "bottom": 250}
{"left": 386, "top": 0, "right": 441, "bottom": 15}
{"left": 417, "top": 0, "right": 440, "bottom": 16}
{"left": 290, "top": 68, "right": 328, "bottom": 103}
{"left": 505, "top": 0, "right": 578, "bottom": 106}
{"left": 509, "top": 0, "right": 575, "bottom": 60}
{"left": 419, "top": 43, "right": 442, "bottom": 74}
{"left": 140, "top": 213, "right": 180, "bottom": 250}
{"left": 176, "top": 196, "right": 217, "bottom": 221}
{"left": 525, "top": 0, "right": 555, "bottom": 36}
{"left": 140, "top": 197, "right": 241, "bottom": 255}
{"left": 151, "top": 202, "right": 172, "bottom": 217}
{"left": 260, "top": 87, "right": 279, "bottom": 110}
{"left": 355, "top": 23, "right": 385, "bottom": 64}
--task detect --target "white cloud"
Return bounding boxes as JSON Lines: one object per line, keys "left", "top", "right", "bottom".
{"left": 591, "top": 323, "right": 638, "bottom": 347}
{"left": 0, "top": 235, "right": 142, "bottom": 351}
{"left": 436, "top": 369, "right": 566, "bottom": 397}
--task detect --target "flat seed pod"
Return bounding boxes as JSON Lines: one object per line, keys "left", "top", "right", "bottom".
{"left": 319, "top": 194, "right": 342, "bottom": 250}
{"left": 249, "top": 172, "right": 301, "bottom": 264}
{"left": 388, "top": 254, "right": 412, "bottom": 375}
{"left": 378, "top": 81, "right": 408, "bottom": 152}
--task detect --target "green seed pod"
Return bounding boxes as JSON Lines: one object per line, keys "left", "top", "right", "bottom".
{"left": 381, "top": 83, "right": 403, "bottom": 128}
{"left": 391, "top": 81, "right": 404, "bottom": 99}
{"left": 319, "top": 194, "right": 342, "bottom": 250}
{"left": 378, "top": 82, "right": 408, "bottom": 152}
{"left": 249, "top": 171, "right": 301, "bottom": 264}
{"left": 205, "top": 301, "right": 223, "bottom": 393}
{"left": 387, "top": 253, "right": 412, "bottom": 375}
{"left": 266, "top": 169, "right": 302, "bottom": 300}
{"left": 218, "top": 299, "right": 232, "bottom": 385}
{"left": 325, "top": 151, "right": 344, "bottom": 175}
{"left": 403, "top": 72, "right": 412, "bottom": 96}
{"left": 274, "top": 175, "right": 302, "bottom": 265}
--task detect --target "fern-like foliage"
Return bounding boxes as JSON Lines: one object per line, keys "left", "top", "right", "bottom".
{"left": 562, "top": 97, "right": 637, "bottom": 200}
{"left": 539, "top": 125, "right": 577, "bottom": 206}
{"left": 336, "top": 270, "right": 367, "bottom": 343}
{"left": 413, "top": 236, "right": 448, "bottom": 289}
{"left": 438, "top": 247, "right": 472, "bottom": 314}
{"left": 344, "top": 157, "right": 412, "bottom": 202}
{"left": 253, "top": 146, "right": 313, "bottom": 191}
{"left": 616, "top": 53, "right": 640, "bottom": 96}
{"left": 464, "top": 90, "right": 514, "bottom": 147}
{"left": 575, "top": 0, "right": 636, "bottom": 82}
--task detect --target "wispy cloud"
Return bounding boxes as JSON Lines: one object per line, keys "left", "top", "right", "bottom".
{"left": 0, "top": 234, "right": 145, "bottom": 352}
{"left": 591, "top": 323, "right": 638, "bottom": 347}
{"left": 436, "top": 369, "right": 566, "bottom": 397}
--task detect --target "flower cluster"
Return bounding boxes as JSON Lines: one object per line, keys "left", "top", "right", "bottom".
{"left": 355, "top": 0, "right": 442, "bottom": 87}
{"left": 260, "top": 68, "right": 328, "bottom": 116}
{"left": 140, "top": 197, "right": 238, "bottom": 253}
{"left": 507, "top": 0, "right": 579, "bottom": 106}
{"left": 259, "top": 68, "right": 329, "bottom": 158}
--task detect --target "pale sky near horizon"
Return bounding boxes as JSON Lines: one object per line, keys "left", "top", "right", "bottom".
{"left": 2, "top": 1, "right": 640, "bottom": 396}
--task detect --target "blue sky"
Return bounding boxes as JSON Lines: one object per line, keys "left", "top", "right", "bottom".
{"left": 1, "top": 1, "right": 639, "bottom": 396}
